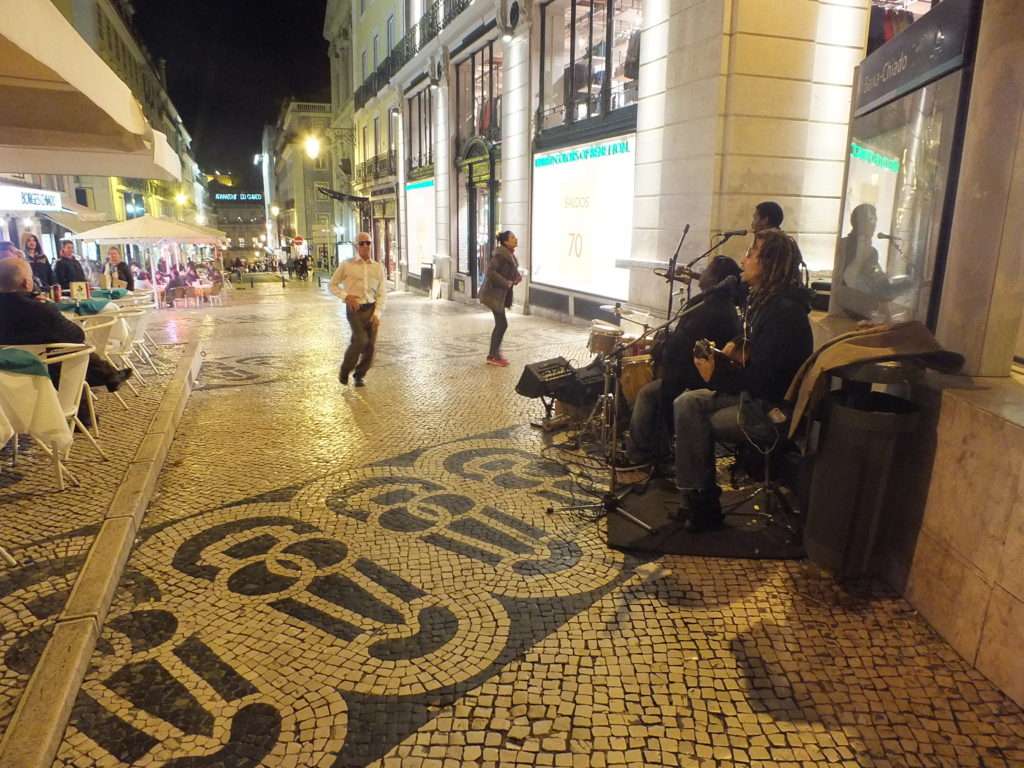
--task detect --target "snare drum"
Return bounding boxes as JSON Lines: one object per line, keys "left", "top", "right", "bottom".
{"left": 588, "top": 319, "right": 624, "bottom": 355}
{"left": 619, "top": 354, "right": 654, "bottom": 405}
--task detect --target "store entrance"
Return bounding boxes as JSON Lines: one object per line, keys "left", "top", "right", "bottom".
{"left": 458, "top": 146, "right": 500, "bottom": 299}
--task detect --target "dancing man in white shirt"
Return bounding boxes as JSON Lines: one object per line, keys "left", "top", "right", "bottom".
{"left": 329, "top": 232, "right": 387, "bottom": 387}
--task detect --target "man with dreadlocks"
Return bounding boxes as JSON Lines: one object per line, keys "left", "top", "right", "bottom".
{"left": 673, "top": 229, "right": 813, "bottom": 532}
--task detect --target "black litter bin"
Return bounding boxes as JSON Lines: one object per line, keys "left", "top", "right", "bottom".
{"left": 805, "top": 371, "right": 919, "bottom": 581}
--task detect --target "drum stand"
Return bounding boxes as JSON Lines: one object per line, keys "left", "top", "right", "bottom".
{"left": 546, "top": 344, "right": 655, "bottom": 533}
{"left": 546, "top": 297, "right": 725, "bottom": 533}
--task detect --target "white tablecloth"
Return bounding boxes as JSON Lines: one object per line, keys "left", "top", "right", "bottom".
{"left": 0, "top": 371, "right": 72, "bottom": 451}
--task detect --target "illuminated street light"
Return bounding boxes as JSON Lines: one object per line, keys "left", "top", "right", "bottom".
{"left": 304, "top": 135, "right": 322, "bottom": 160}
{"left": 175, "top": 192, "right": 188, "bottom": 205}
{"left": 271, "top": 205, "right": 280, "bottom": 217}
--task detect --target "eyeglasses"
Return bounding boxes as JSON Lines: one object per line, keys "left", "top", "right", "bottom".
{"left": 357, "top": 240, "right": 371, "bottom": 246}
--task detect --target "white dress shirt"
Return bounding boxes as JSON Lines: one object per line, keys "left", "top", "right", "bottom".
{"left": 329, "top": 256, "right": 387, "bottom": 314}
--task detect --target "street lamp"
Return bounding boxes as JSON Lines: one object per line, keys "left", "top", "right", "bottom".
{"left": 271, "top": 205, "right": 280, "bottom": 217}
{"left": 175, "top": 192, "right": 188, "bottom": 206}
{"left": 304, "top": 135, "right": 322, "bottom": 160}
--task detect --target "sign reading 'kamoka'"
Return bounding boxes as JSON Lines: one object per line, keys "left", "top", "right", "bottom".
{"left": 0, "top": 184, "right": 62, "bottom": 212}
{"left": 214, "top": 192, "right": 264, "bottom": 202}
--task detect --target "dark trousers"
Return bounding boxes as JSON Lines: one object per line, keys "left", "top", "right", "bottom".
{"left": 673, "top": 389, "right": 777, "bottom": 492}
{"left": 341, "top": 305, "right": 378, "bottom": 378}
{"left": 489, "top": 307, "right": 508, "bottom": 357}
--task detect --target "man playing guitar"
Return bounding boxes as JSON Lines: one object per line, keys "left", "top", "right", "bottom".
{"left": 674, "top": 229, "right": 813, "bottom": 532}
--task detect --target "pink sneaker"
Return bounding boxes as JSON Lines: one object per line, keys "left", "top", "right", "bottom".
{"left": 486, "top": 356, "right": 510, "bottom": 367}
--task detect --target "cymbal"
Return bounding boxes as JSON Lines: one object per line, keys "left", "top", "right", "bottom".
{"left": 599, "top": 304, "right": 647, "bottom": 320}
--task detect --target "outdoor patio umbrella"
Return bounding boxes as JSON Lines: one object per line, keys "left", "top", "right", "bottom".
{"left": 0, "top": 0, "right": 181, "bottom": 181}
{"left": 72, "top": 215, "right": 227, "bottom": 305}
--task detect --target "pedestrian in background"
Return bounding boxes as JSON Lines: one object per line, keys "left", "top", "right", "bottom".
{"left": 329, "top": 231, "right": 386, "bottom": 387}
{"left": 22, "top": 233, "right": 54, "bottom": 290}
{"left": 54, "top": 240, "right": 86, "bottom": 290}
{"left": 479, "top": 230, "right": 521, "bottom": 367}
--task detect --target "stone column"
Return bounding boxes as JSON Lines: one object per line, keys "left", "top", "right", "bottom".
{"left": 500, "top": 15, "right": 532, "bottom": 310}
{"left": 934, "top": 0, "right": 1024, "bottom": 376}
{"left": 629, "top": 0, "right": 869, "bottom": 311}
{"left": 434, "top": 76, "right": 452, "bottom": 292}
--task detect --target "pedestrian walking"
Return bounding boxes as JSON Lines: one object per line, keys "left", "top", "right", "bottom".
{"left": 479, "top": 230, "right": 521, "bottom": 367}
{"left": 329, "top": 231, "right": 386, "bottom": 387}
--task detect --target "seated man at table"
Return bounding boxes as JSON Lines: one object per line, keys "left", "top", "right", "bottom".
{"left": 164, "top": 268, "right": 186, "bottom": 306}
{"left": 0, "top": 258, "right": 132, "bottom": 423}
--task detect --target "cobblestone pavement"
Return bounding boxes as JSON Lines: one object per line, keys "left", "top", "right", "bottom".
{"left": 49, "top": 283, "right": 1024, "bottom": 767}
{"left": 0, "top": 343, "right": 183, "bottom": 731}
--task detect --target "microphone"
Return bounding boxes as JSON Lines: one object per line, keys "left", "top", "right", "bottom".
{"left": 721, "top": 229, "right": 748, "bottom": 238}
{"left": 878, "top": 232, "right": 901, "bottom": 240}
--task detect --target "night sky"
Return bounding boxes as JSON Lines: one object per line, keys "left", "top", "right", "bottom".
{"left": 132, "top": 0, "right": 331, "bottom": 187}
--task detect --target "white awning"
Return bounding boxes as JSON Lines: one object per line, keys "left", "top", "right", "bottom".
{"left": 0, "top": 0, "right": 182, "bottom": 181}
{"left": 72, "top": 215, "right": 226, "bottom": 245}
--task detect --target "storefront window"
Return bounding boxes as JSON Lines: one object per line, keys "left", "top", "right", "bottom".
{"left": 407, "top": 89, "right": 433, "bottom": 171}
{"left": 831, "top": 71, "right": 963, "bottom": 324}
{"left": 455, "top": 41, "right": 503, "bottom": 148}
{"left": 540, "top": 0, "right": 642, "bottom": 131}
{"left": 531, "top": 135, "right": 634, "bottom": 300}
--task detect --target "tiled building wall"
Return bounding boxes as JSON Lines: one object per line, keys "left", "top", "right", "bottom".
{"left": 500, "top": 21, "right": 532, "bottom": 308}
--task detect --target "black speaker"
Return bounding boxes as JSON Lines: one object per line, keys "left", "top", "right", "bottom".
{"left": 515, "top": 357, "right": 573, "bottom": 399}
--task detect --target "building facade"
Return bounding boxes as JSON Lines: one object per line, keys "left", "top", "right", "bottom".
{"left": 267, "top": 100, "right": 334, "bottom": 267}
{"left": 210, "top": 187, "right": 267, "bottom": 262}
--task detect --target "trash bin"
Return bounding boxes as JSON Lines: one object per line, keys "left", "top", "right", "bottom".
{"left": 421, "top": 264, "right": 434, "bottom": 294}
{"left": 805, "top": 364, "right": 920, "bottom": 581}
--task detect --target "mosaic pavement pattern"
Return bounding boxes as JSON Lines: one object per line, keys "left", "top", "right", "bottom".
{"left": 38, "top": 284, "right": 1024, "bottom": 767}
{"left": 0, "top": 345, "right": 183, "bottom": 732}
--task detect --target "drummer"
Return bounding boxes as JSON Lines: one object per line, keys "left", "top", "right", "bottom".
{"left": 627, "top": 255, "right": 741, "bottom": 469}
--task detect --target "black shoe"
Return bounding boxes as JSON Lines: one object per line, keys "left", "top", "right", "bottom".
{"left": 339, "top": 369, "right": 349, "bottom": 385}
{"left": 680, "top": 488, "right": 724, "bottom": 533}
{"left": 106, "top": 368, "right": 134, "bottom": 393}
{"left": 353, "top": 375, "right": 365, "bottom": 387}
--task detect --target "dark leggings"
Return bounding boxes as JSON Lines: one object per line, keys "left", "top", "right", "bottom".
{"left": 489, "top": 307, "right": 508, "bottom": 357}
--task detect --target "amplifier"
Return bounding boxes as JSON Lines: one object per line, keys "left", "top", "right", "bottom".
{"left": 515, "top": 357, "right": 574, "bottom": 399}
{"left": 515, "top": 356, "right": 604, "bottom": 407}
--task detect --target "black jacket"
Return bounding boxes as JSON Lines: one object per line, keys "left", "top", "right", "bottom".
{"left": 29, "top": 258, "right": 55, "bottom": 289}
{"left": 113, "top": 261, "right": 134, "bottom": 291}
{"left": 660, "top": 294, "right": 740, "bottom": 414}
{"left": 0, "top": 292, "right": 85, "bottom": 345}
{"left": 710, "top": 285, "right": 813, "bottom": 404}
{"left": 54, "top": 257, "right": 86, "bottom": 290}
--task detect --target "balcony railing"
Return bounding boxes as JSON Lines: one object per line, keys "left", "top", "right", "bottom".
{"left": 353, "top": 0, "right": 472, "bottom": 110}
{"left": 355, "top": 151, "right": 397, "bottom": 185}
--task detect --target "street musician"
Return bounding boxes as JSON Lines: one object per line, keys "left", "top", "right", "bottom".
{"left": 675, "top": 229, "right": 813, "bottom": 532}
{"left": 627, "top": 256, "right": 741, "bottom": 468}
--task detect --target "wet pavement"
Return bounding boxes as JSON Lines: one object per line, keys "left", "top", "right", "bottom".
{"left": 32, "top": 280, "right": 1024, "bottom": 767}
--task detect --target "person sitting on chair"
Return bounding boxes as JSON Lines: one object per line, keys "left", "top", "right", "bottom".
{"left": 628, "top": 255, "right": 741, "bottom": 469}
{"left": 674, "top": 229, "right": 812, "bottom": 533}
{"left": 0, "top": 258, "right": 132, "bottom": 425}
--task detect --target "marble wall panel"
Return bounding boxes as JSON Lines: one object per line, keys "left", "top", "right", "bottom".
{"left": 976, "top": 586, "right": 1024, "bottom": 707}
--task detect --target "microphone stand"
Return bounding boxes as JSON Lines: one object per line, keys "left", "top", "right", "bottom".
{"left": 664, "top": 224, "right": 690, "bottom": 320}
{"left": 546, "top": 297, "right": 715, "bottom": 537}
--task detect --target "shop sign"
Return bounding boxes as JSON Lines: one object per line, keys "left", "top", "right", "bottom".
{"left": 531, "top": 135, "right": 634, "bottom": 301}
{"left": 214, "top": 192, "right": 263, "bottom": 202}
{"left": 0, "top": 184, "right": 62, "bottom": 212}
{"left": 405, "top": 179, "right": 436, "bottom": 270}
{"left": 856, "top": 0, "right": 975, "bottom": 117}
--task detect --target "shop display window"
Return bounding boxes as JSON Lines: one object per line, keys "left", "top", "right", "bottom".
{"left": 455, "top": 41, "right": 503, "bottom": 148}
{"left": 831, "top": 71, "right": 963, "bottom": 324}
{"left": 539, "top": 0, "right": 642, "bottom": 132}
{"left": 407, "top": 88, "right": 433, "bottom": 172}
